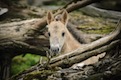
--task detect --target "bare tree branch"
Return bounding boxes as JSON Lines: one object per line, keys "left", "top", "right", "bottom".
{"left": 65, "top": 0, "right": 102, "bottom": 13}
{"left": 0, "top": 0, "right": 102, "bottom": 56}
{"left": 10, "top": 20, "right": 121, "bottom": 80}
{"left": 49, "top": 40, "right": 120, "bottom": 68}
{"left": 33, "top": 0, "right": 102, "bottom": 31}
{"left": 50, "top": 20, "right": 121, "bottom": 65}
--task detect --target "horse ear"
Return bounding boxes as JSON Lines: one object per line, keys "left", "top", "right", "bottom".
{"left": 47, "top": 11, "right": 54, "bottom": 24}
{"left": 61, "top": 10, "right": 68, "bottom": 25}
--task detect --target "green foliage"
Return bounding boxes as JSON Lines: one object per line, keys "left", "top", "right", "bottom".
{"left": 11, "top": 54, "right": 40, "bottom": 75}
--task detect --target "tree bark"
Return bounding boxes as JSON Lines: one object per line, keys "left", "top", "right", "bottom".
{"left": 80, "top": 5, "right": 121, "bottom": 19}
{"left": 0, "top": 53, "right": 12, "bottom": 80}
{"left": 0, "top": 19, "right": 49, "bottom": 80}
{"left": 0, "top": 19, "right": 49, "bottom": 56}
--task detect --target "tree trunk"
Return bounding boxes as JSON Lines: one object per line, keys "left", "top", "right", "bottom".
{"left": 0, "top": 53, "right": 12, "bottom": 80}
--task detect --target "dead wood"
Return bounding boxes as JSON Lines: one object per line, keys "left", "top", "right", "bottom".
{"left": 0, "top": 19, "right": 49, "bottom": 80}
{"left": 10, "top": 36, "right": 120, "bottom": 80}
{"left": 49, "top": 20, "right": 121, "bottom": 67}
{"left": 9, "top": 20, "right": 121, "bottom": 80}
{"left": 0, "top": 19, "right": 49, "bottom": 56}
{"left": 49, "top": 40, "right": 120, "bottom": 68}
{"left": 67, "top": 23, "right": 104, "bottom": 44}
{"left": 0, "top": 0, "right": 120, "bottom": 77}
{"left": 31, "top": 0, "right": 102, "bottom": 31}
{"left": 0, "top": 0, "right": 102, "bottom": 56}
{"left": 47, "top": 55, "right": 121, "bottom": 80}
{"left": 80, "top": 5, "right": 121, "bottom": 19}
{"left": 64, "top": 0, "right": 102, "bottom": 13}
{"left": 0, "top": 1, "right": 104, "bottom": 79}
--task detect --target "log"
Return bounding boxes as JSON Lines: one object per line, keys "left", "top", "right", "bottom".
{"left": 64, "top": 0, "right": 102, "bottom": 13}
{"left": 67, "top": 23, "right": 104, "bottom": 43}
{"left": 9, "top": 37, "right": 120, "bottom": 80}
{"left": 47, "top": 56, "right": 121, "bottom": 80}
{"left": 9, "top": 20, "right": 121, "bottom": 80}
{"left": 49, "top": 40, "right": 120, "bottom": 68}
{"left": 0, "top": 19, "right": 49, "bottom": 80}
{"left": 0, "top": 0, "right": 107, "bottom": 79}
{"left": 0, "top": 0, "right": 102, "bottom": 56}
{"left": 80, "top": 5, "right": 121, "bottom": 19}
{"left": 49, "top": 20, "right": 121, "bottom": 67}
{"left": 0, "top": 19, "right": 49, "bottom": 56}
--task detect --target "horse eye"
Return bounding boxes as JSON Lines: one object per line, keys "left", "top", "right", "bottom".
{"left": 48, "top": 32, "right": 50, "bottom": 37}
{"left": 62, "top": 32, "right": 65, "bottom": 37}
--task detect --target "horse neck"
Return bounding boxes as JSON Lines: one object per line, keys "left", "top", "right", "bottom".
{"left": 62, "top": 28, "right": 81, "bottom": 54}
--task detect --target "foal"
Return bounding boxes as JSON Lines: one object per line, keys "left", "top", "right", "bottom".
{"left": 46, "top": 10, "right": 105, "bottom": 67}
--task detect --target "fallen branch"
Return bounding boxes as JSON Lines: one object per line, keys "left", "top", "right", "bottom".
{"left": 0, "top": 0, "right": 102, "bottom": 56}
{"left": 0, "top": 19, "right": 49, "bottom": 56}
{"left": 80, "top": 5, "right": 121, "bottom": 19}
{"left": 10, "top": 37, "right": 120, "bottom": 80}
{"left": 10, "top": 20, "right": 121, "bottom": 80}
{"left": 49, "top": 40, "right": 119, "bottom": 68}
{"left": 50, "top": 20, "right": 121, "bottom": 65}
{"left": 65, "top": 0, "right": 102, "bottom": 13}
{"left": 67, "top": 23, "right": 104, "bottom": 43}
{"left": 33, "top": 0, "right": 102, "bottom": 31}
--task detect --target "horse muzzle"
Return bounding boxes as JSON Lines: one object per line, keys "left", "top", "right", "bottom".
{"left": 50, "top": 47, "right": 60, "bottom": 54}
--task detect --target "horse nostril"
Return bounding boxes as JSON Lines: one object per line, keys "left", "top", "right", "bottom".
{"left": 57, "top": 48, "right": 59, "bottom": 52}
{"left": 51, "top": 47, "right": 59, "bottom": 53}
{"left": 53, "top": 49, "right": 56, "bottom": 53}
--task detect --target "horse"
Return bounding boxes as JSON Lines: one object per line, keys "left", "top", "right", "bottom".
{"left": 46, "top": 10, "right": 105, "bottom": 67}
